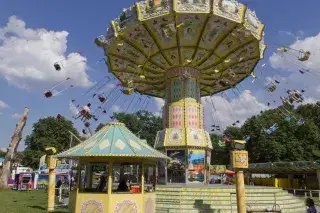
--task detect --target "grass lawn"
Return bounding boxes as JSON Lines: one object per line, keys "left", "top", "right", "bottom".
{"left": 0, "top": 189, "right": 68, "bottom": 213}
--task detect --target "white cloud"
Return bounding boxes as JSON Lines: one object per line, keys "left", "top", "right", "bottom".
{"left": 111, "top": 105, "right": 120, "bottom": 113}
{"left": 0, "top": 16, "right": 93, "bottom": 90}
{"left": 269, "top": 32, "right": 320, "bottom": 103}
{"left": 153, "top": 97, "right": 165, "bottom": 112}
{"left": 12, "top": 113, "right": 21, "bottom": 119}
{"left": 69, "top": 101, "right": 79, "bottom": 116}
{"left": 105, "top": 83, "right": 116, "bottom": 89}
{"left": 202, "top": 90, "right": 269, "bottom": 133}
{"left": 0, "top": 100, "right": 9, "bottom": 109}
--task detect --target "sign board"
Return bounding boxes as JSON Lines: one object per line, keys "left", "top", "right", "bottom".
{"left": 209, "top": 165, "right": 227, "bottom": 174}
{"left": 231, "top": 150, "right": 248, "bottom": 169}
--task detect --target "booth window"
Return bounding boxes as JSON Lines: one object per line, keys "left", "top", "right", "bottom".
{"left": 112, "top": 163, "right": 141, "bottom": 194}
{"left": 79, "top": 163, "right": 109, "bottom": 193}
{"left": 144, "top": 164, "right": 156, "bottom": 193}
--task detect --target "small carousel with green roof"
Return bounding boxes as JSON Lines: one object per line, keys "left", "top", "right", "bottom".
{"left": 56, "top": 122, "right": 169, "bottom": 213}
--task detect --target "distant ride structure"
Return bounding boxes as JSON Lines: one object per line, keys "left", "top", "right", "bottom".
{"left": 95, "top": 0, "right": 266, "bottom": 185}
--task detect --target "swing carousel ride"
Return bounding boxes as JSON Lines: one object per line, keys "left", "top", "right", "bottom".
{"left": 44, "top": 0, "right": 318, "bottom": 151}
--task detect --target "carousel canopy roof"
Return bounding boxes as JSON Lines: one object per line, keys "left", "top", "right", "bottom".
{"left": 56, "top": 122, "right": 170, "bottom": 160}
{"left": 95, "top": 0, "right": 266, "bottom": 98}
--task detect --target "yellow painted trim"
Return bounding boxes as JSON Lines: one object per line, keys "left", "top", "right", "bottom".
{"left": 111, "top": 20, "right": 119, "bottom": 38}
{"left": 173, "top": 0, "right": 177, "bottom": 12}
{"left": 240, "top": 4, "right": 248, "bottom": 24}
{"left": 258, "top": 23, "right": 265, "bottom": 41}
{"left": 136, "top": 2, "right": 143, "bottom": 21}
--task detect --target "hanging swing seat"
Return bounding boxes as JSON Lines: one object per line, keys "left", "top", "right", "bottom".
{"left": 317, "top": 101, "right": 320, "bottom": 107}
{"left": 162, "top": 24, "right": 176, "bottom": 38}
{"left": 94, "top": 36, "right": 107, "bottom": 48}
{"left": 84, "top": 122, "right": 90, "bottom": 128}
{"left": 122, "top": 88, "right": 134, "bottom": 95}
{"left": 54, "top": 63, "right": 61, "bottom": 71}
{"left": 297, "top": 119, "right": 304, "bottom": 126}
{"left": 263, "top": 123, "right": 278, "bottom": 134}
{"left": 277, "top": 47, "right": 288, "bottom": 53}
{"left": 284, "top": 116, "right": 292, "bottom": 121}
{"left": 57, "top": 114, "right": 63, "bottom": 119}
{"left": 122, "top": 80, "right": 133, "bottom": 88}
{"left": 44, "top": 91, "right": 53, "bottom": 98}
{"left": 267, "top": 83, "right": 276, "bottom": 92}
{"left": 98, "top": 95, "right": 107, "bottom": 103}
{"left": 244, "top": 136, "right": 250, "bottom": 142}
{"left": 298, "top": 51, "right": 311, "bottom": 61}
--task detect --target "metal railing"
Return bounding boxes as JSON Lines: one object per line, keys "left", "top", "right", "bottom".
{"left": 284, "top": 188, "right": 320, "bottom": 201}
{"left": 230, "top": 192, "right": 282, "bottom": 213}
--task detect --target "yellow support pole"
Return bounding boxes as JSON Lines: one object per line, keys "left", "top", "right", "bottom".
{"left": 47, "top": 156, "right": 57, "bottom": 212}
{"left": 231, "top": 150, "right": 248, "bottom": 213}
{"left": 235, "top": 171, "right": 246, "bottom": 213}
{"left": 141, "top": 163, "right": 145, "bottom": 195}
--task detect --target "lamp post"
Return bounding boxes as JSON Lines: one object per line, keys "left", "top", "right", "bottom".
{"left": 231, "top": 147, "right": 249, "bottom": 213}
{"left": 45, "top": 147, "right": 57, "bottom": 212}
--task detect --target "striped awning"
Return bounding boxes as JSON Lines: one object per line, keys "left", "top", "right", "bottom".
{"left": 56, "top": 122, "right": 170, "bottom": 160}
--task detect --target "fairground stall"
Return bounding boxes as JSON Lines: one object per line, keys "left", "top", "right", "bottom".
{"left": 56, "top": 122, "right": 169, "bottom": 213}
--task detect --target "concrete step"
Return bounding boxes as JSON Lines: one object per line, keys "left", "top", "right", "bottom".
{"left": 156, "top": 194, "right": 295, "bottom": 201}
{"left": 156, "top": 191, "right": 289, "bottom": 197}
{"left": 156, "top": 186, "right": 283, "bottom": 193}
{"left": 156, "top": 202, "right": 304, "bottom": 210}
{"left": 156, "top": 198, "right": 299, "bottom": 205}
{"left": 156, "top": 206, "right": 306, "bottom": 213}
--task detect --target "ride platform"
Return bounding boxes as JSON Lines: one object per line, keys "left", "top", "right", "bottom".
{"left": 155, "top": 184, "right": 306, "bottom": 213}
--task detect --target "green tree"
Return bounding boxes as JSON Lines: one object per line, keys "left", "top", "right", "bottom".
{"left": 210, "top": 134, "right": 229, "bottom": 165}
{"left": 98, "top": 110, "right": 163, "bottom": 147}
{"left": 95, "top": 123, "right": 106, "bottom": 132}
{"left": 22, "top": 117, "right": 80, "bottom": 169}
{"left": 0, "top": 150, "right": 5, "bottom": 158}
{"left": 240, "top": 104, "right": 320, "bottom": 163}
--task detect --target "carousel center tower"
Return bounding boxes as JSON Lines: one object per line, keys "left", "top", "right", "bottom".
{"left": 95, "top": 0, "right": 266, "bottom": 184}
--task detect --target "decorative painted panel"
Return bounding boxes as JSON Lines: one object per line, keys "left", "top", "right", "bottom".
{"left": 112, "top": 6, "right": 139, "bottom": 34}
{"left": 174, "top": 0, "right": 210, "bottom": 13}
{"left": 187, "top": 150, "right": 205, "bottom": 183}
{"left": 212, "top": 0, "right": 246, "bottom": 23}
{"left": 144, "top": 196, "right": 155, "bottom": 213}
{"left": 190, "top": 48, "right": 210, "bottom": 67}
{"left": 81, "top": 199, "right": 104, "bottom": 213}
{"left": 186, "top": 105, "right": 199, "bottom": 128}
{"left": 108, "top": 41, "right": 147, "bottom": 65}
{"left": 244, "top": 8, "right": 264, "bottom": 40}
{"left": 180, "top": 47, "right": 195, "bottom": 65}
{"left": 137, "top": 0, "right": 173, "bottom": 21}
{"left": 114, "top": 199, "right": 138, "bottom": 213}
{"left": 187, "top": 129, "right": 205, "bottom": 146}
{"left": 198, "top": 16, "right": 236, "bottom": 50}
{"left": 166, "top": 129, "right": 184, "bottom": 146}
{"left": 185, "top": 79, "right": 198, "bottom": 101}
{"left": 120, "top": 25, "right": 159, "bottom": 56}
{"left": 144, "top": 14, "right": 177, "bottom": 49}
{"left": 176, "top": 14, "right": 207, "bottom": 47}
{"left": 163, "top": 48, "right": 180, "bottom": 65}
{"left": 169, "top": 105, "right": 184, "bottom": 128}
{"left": 214, "top": 25, "right": 254, "bottom": 58}
{"left": 170, "top": 80, "right": 183, "bottom": 102}
{"left": 150, "top": 53, "right": 170, "bottom": 69}
{"left": 231, "top": 150, "right": 248, "bottom": 169}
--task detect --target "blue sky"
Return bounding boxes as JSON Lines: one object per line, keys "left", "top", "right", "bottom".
{"left": 0, "top": 0, "right": 320, "bottom": 150}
